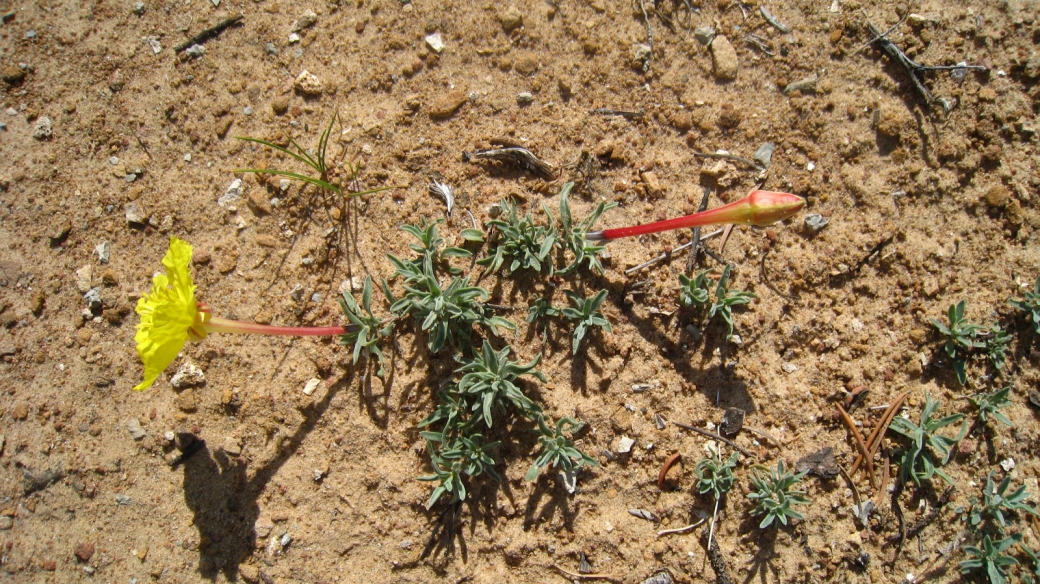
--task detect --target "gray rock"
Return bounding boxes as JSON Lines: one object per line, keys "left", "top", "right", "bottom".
{"left": 95, "top": 241, "right": 111, "bottom": 264}
{"left": 640, "top": 571, "right": 673, "bottom": 584}
{"left": 752, "top": 142, "right": 775, "bottom": 170}
{"left": 783, "top": 73, "right": 818, "bottom": 95}
{"left": 265, "top": 43, "right": 279, "bottom": 55}
{"left": 218, "top": 179, "right": 244, "bottom": 208}
{"left": 185, "top": 44, "right": 205, "bottom": 58}
{"left": 616, "top": 435, "right": 635, "bottom": 453}
{"left": 243, "top": 106, "right": 253, "bottom": 116}
{"left": 516, "top": 92, "right": 534, "bottom": 104}
{"left": 280, "top": 533, "right": 292, "bottom": 547}
{"left": 32, "top": 116, "right": 52, "bottom": 140}
{"left": 292, "top": 10, "right": 318, "bottom": 32}
{"left": 710, "top": 35, "right": 739, "bottom": 81}
{"left": 804, "top": 213, "right": 829, "bottom": 233}
{"left": 693, "top": 26, "right": 716, "bottom": 46}
{"left": 126, "top": 418, "right": 147, "bottom": 440}
{"left": 84, "top": 287, "right": 103, "bottom": 313}
{"left": 114, "top": 493, "right": 133, "bottom": 505}
{"left": 133, "top": 2, "right": 146, "bottom": 15}
{"left": 290, "top": 284, "right": 305, "bottom": 302}
{"left": 124, "top": 202, "right": 147, "bottom": 225}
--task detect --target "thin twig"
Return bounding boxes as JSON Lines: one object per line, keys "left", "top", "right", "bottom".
{"left": 550, "top": 564, "right": 621, "bottom": 581}
{"left": 836, "top": 403, "right": 875, "bottom": 488}
{"left": 741, "top": 425, "right": 782, "bottom": 446}
{"left": 691, "top": 151, "right": 763, "bottom": 170}
{"left": 657, "top": 517, "right": 707, "bottom": 537}
{"left": 838, "top": 465, "right": 863, "bottom": 518}
{"left": 760, "top": 246, "right": 797, "bottom": 300}
{"left": 673, "top": 422, "right": 756, "bottom": 459}
{"left": 623, "top": 229, "right": 723, "bottom": 275}
{"left": 705, "top": 528, "right": 734, "bottom": 584}
{"left": 174, "top": 14, "right": 244, "bottom": 52}
{"left": 687, "top": 187, "right": 712, "bottom": 275}
{"left": 876, "top": 451, "right": 891, "bottom": 509}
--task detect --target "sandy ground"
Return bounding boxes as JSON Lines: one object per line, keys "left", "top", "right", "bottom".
{"left": 1, "top": 0, "right": 1039, "bottom": 582}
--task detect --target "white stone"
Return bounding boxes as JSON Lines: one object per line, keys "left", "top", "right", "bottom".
{"left": 218, "top": 179, "right": 244, "bottom": 208}
{"left": 425, "top": 33, "right": 445, "bottom": 53}
{"left": 302, "top": 378, "right": 321, "bottom": 396}
{"left": 616, "top": 435, "right": 635, "bottom": 454}
{"left": 170, "top": 362, "right": 206, "bottom": 389}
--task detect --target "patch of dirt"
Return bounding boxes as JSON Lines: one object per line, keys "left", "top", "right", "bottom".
{"left": 1, "top": 0, "right": 1039, "bottom": 582}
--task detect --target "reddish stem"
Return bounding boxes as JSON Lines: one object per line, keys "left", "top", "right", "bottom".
{"left": 205, "top": 316, "right": 356, "bottom": 336}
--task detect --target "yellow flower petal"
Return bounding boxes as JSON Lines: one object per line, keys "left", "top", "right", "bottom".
{"left": 133, "top": 237, "right": 199, "bottom": 391}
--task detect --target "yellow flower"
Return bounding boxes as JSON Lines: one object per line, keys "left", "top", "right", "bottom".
{"left": 133, "top": 237, "right": 210, "bottom": 391}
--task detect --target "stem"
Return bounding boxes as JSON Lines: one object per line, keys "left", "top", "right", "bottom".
{"left": 587, "top": 190, "right": 804, "bottom": 241}
{"left": 205, "top": 316, "right": 357, "bottom": 336}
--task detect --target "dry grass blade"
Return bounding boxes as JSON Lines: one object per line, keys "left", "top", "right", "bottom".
{"left": 852, "top": 390, "right": 908, "bottom": 476}
{"left": 836, "top": 403, "right": 875, "bottom": 487}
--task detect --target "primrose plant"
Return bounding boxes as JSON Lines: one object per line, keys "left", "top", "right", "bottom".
{"left": 562, "top": 289, "right": 613, "bottom": 354}
{"left": 888, "top": 393, "right": 967, "bottom": 487}
{"left": 556, "top": 183, "right": 618, "bottom": 275}
{"left": 678, "top": 264, "right": 756, "bottom": 340}
{"left": 747, "top": 460, "right": 810, "bottom": 529}
{"left": 960, "top": 533, "right": 1022, "bottom": 584}
{"left": 930, "top": 300, "right": 984, "bottom": 385}
{"left": 969, "top": 471, "right": 1040, "bottom": 531}
{"left": 1009, "top": 275, "right": 1040, "bottom": 335}
{"left": 478, "top": 198, "right": 557, "bottom": 275}
{"left": 970, "top": 386, "right": 1014, "bottom": 428}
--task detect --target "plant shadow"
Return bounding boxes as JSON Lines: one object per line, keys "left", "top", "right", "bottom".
{"left": 180, "top": 370, "right": 355, "bottom": 580}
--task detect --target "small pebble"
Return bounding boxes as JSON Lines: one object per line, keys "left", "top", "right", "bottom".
{"left": 185, "top": 44, "right": 206, "bottom": 58}
{"left": 126, "top": 418, "right": 147, "bottom": 440}
{"left": 243, "top": 106, "right": 253, "bottom": 116}
{"left": 616, "top": 435, "right": 635, "bottom": 454}
{"left": 302, "top": 378, "right": 321, "bottom": 396}
{"left": 499, "top": 6, "right": 523, "bottom": 31}
{"left": 293, "top": 70, "right": 323, "bottom": 95}
{"left": 223, "top": 436, "right": 242, "bottom": 457}
{"left": 170, "top": 362, "right": 206, "bottom": 389}
{"left": 516, "top": 92, "right": 534, "bottom": 104}
{"left": 32, "top": 116, "right": 52, "bottom": 140}
{"left": 781, "top": 362, "right": 799, "bottom": 373}
{"left": 74, "top": 542, "right": 95, "bottom": 562}
{"left": 693, "top": 26, "right": 716, "bottom": 45}
{"left": 218, "top": 179, "right": 244, "bottom": 208}
{"left": 710, "top": 35, "right": 739, "bottom": 81}
{"left": 804, "top": 213, "right": 829, "bottom": 233}
{"left": 425, "top": 33, "right": 445, "bottom": 53}
{"left": 25, "top": 30, "right": 36, "bottom": 39}
{"left": 133, "top": 2, "right": 145, "bottom": 14}
{"left": 280, "top": 533, "right": 292, "bottom": 547}
{"left": 265, "top": 42, "right": 280, "bottom": 55}
{"left": 292, "top": 10, "right": 318, "bottom": 32}
{"left": 124, "top": 202, "right": 147, "bottom": 225}
{"left": 84, "top": 287, "right": 102, "bottom": 313}
{"left": 114, "top": 494, "right": 133, "bottom": 505}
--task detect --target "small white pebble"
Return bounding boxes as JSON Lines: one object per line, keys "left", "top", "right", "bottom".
{"left": 1001, "top": 458, "right": 1015, "bottom": 471}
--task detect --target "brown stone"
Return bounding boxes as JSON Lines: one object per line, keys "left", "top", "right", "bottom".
{"left": 74, "top": 542, "right": 95, "bottom": 562}
{"left": 983, "top": 184, "right": 1010, "bottom": 208}
{"left": 978, "top": 87, "right": 997, "bottom": 102}
{"left": 1, "top": 66, "right": 25, "bottom": 85}
{"left": 12, "top": 402, "right": 29, "bottom": 420}
{"left": 42, "top": 560, "right": 56, "bottom": 571}
{"left": 271, "top": 96, "right": 289, "bottom": 115}
{"left": 710, "top": 36, "right": 738, "bottom": 81}
{"left": 175, "top": 388, "right": 197, "bottom": 412}
{"left": 514, "top": 53, "right": 539, "bottom": 76}
{"left": 428, "top": 90, "right": 467, "bottom": 118}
